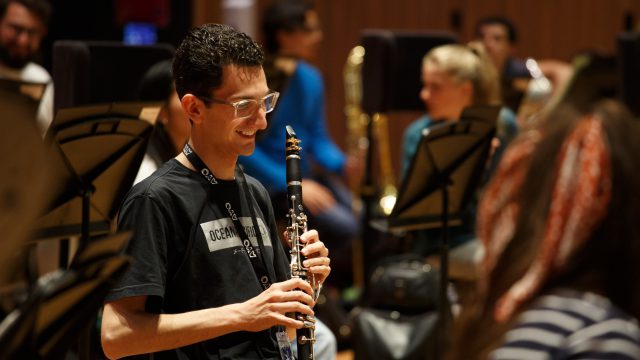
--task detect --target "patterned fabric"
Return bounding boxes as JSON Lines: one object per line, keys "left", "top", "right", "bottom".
{"left": 490, "top": 289, "right": 640, "bottom": 360}
{"left": 477, "top": 129, "right": 540, "bottom": 282}
{"left": 478, "top": 116, "right": 613, "bottom": 323}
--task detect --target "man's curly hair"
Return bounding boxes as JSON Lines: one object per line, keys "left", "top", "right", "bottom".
{"left": 173, "top": 23, "right": 264, "bottom": 99}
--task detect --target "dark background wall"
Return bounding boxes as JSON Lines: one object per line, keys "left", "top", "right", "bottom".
{"left": 41, "top": 0, "right": 192, "bottom": 70}
{"left": 41, "top": 0, "right": 640, "bottom": 181}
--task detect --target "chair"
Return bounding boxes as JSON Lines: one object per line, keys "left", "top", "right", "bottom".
{"left": 52, "top": 40, "right": 175, "bottom": 113}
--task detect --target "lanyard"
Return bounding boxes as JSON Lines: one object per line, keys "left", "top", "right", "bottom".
{"left": 183, "top": 143, "right": 272, "bottom": 290}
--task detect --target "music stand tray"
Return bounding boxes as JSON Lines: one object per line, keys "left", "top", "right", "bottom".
{"left": 36, "top": 102, "right": 157, "bottom": 242}
{"left": 0, "top": 79, "right": 58, "bottom": 286}
{"left": 371, "top": 105, "right": 500, "bottom": 357}
{"left": 374, "top": 105, "right": 501, "bottom": 232}
{"left": 0, "top": 231, "right": 132, "bottom": 359}
{"left": 0, "top": 78, "right": 47, "bottom": 123}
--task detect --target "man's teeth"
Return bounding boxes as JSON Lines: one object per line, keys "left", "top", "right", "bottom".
{"left": 238, "top": 129, "right": 256, "bottom": 136}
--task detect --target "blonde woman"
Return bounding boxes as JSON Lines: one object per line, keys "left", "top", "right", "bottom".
{"left": 401, "top": 42, "right": 517, "bottom": 255}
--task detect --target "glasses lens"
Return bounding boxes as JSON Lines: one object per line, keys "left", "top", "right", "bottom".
{"left": 235, "top": 99, "right": 257, "bottom": 118}
{"left": 264, "top": 92, "right": 279, "bottom": 113}
{"left": 232, "top": 92, "right": 279, "bottom": 118}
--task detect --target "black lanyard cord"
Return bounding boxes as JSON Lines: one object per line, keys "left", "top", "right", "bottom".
{"left": 183, "top": 143, "right": 273, "bottom": 289}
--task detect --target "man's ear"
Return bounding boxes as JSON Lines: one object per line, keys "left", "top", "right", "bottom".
{"left": 181, "top": 94, "right": 204, "bottom": 124}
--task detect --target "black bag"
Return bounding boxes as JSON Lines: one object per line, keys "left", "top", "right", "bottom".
{"left": 350, "top": 307, "right": 441, "bottom": 360}
{"left": 350, "top": 254, "right": 445, "bottom": 360}
{"left": 366, "top": 254, "right": 440, "bottom": 312}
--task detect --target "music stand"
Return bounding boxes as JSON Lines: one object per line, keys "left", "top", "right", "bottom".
{"left": 35, "top": 102, "right": 157, "bottom": 265}
{"left": 0, "top": 79, "right": 58, "bottom": 286}
{"left": 0, "top": 231, "right": 132, "bottom": 360}
{"left": 0, "top": 78, "right": 46, "bottom": 122}
{"left": 358, "top": 29, "right": 459, "bottom": 286}
{"left": 376, "top": 105, "right": 500, "bottom": 356}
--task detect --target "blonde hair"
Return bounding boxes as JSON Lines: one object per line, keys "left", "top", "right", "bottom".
{"left": 423, "top": 42, "right": 501, "bottom": 105}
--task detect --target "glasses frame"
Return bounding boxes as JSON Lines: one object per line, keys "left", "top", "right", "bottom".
{"left": 198, "top": 91, "right": 280, "bottom": 119}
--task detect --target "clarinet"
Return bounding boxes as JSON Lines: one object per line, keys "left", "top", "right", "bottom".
{"left": 285, "top": 125, "right": 317, "bottom": 360}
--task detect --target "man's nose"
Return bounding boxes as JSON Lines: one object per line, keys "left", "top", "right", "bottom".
{"left": 14, "top": 31, "right": 31, "bottom": 46}
{"left": 254, "top": 107, "right": 268, "bottom": 130}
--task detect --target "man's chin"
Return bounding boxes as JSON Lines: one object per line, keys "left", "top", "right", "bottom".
{"left": 0, "top": 50, "right": 31, "bottom": 69}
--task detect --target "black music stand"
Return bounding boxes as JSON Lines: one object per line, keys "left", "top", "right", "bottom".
{"left": 0, "top": 231, "right": 132, "bottom": 360}
{"left": 376, "top": 105, "right": 500, "bottom": 357}
{"left": 35, "top": 102, "right": 157, "bottom": 265}
{"left": 358, "top": 30, "right": 459, "bottom": 283}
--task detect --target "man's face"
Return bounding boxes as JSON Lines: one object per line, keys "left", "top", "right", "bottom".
{"left": 420, "top": 62, "right": 472, "bottom": 122}
{"left": 198, "top": 65, "right": 269, "bottom": 159}
{"left": 0, "top": 2, "right": 46, "bottom": 68}
{"left": 478, "top": 23, "right": 511, "bottom": 71}
{"left": 277, "top": 10, "right": 323, "bottom": 60}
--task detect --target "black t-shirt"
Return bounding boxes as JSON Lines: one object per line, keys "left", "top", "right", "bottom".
{"left": 106, "top": 159, "right": 291, "bottom": 359}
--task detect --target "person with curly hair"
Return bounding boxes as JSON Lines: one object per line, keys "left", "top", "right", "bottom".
{"left": 101, "top": 23, "right": 331, "bottom": 360}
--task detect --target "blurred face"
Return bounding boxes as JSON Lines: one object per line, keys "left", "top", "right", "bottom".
{"left": 0, "top": 2, "right": 46, "bottom": 68}
{"left": 477, "top": 23, "right": 511, "bottom": 72}
{"left": 277, "top": 9, "right": 323, "bottom": 60}
{"left": 420, "top": 62, "right": 473, "bottom": 122}
{"left": 196, "top": 65, "right": 269, "bottom": 160}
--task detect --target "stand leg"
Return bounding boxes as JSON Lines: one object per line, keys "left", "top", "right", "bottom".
{"left": 59, "top": 239, "right": 69, "bottom": 269}
{"left": 438, "top": 184, "right": 450, "bottom": 359}
{"left": 359, "top": 112, "right": 377, "bottom": 296}
{"left": 81, "top": 189, "right": 91, "bottom": 245}
{"left": 78, "top": 188, "right": 93, "bottom": 360}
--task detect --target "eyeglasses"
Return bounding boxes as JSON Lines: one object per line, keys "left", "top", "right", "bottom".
{"left": 3, "top": 22, "right": 44, "bottom": 40}
{"left": 198, "top": 91, "right": 280, "bottom": 119}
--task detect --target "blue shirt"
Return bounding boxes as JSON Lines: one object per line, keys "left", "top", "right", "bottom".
{"left": 239, "top": 61, "right": 345, "bottom": 193}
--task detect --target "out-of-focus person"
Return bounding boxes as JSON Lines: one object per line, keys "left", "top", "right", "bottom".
{"left": 400, "top": 42, "right": 517, "bottom": 256}
{"left": 0, "top": 0, "right": 53, "bottom": 134}
{"left": 134, "top": 59, "right": 190, "bottom": 184}
{"left": 449, "top": 99, "right": 640, "bottom": 359}
{"left": 239, "top": 0, "right": 360, "bottom": 291}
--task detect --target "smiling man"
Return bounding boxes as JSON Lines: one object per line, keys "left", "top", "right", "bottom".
{"left": 101, "top": 24, "right": 331, "bottom": 360}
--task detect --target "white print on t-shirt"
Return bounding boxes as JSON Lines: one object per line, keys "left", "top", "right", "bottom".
{"left": 200, "top": 217, "right": 271, "bottom": 253}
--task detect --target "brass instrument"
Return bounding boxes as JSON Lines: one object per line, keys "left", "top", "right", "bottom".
{"left": 343, "top": 45, "right": 369, "bottom": 212}
{"left": 372, "top": 113, "right": 397, "bottom": 215}
{"left": 343, "top": 46, "right": 368, "bottom": 289}
{"left": 343, "top": 45, "right": 397, "bottom": 215}
{"left": 285, "top": 125, "right": 317, "bottom": 360}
